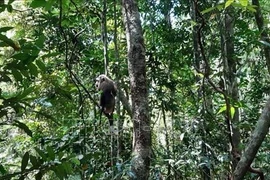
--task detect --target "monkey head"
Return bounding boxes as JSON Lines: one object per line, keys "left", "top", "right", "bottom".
{"left": 95, "top": 74, "right": 106, "bottom": 91}
{"left": 95, "top": 74, "right": 116, "bottom": 94}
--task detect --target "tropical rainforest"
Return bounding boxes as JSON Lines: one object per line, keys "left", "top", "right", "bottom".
{"left": 0, "top": 0, "right": 270, "bottom": 179}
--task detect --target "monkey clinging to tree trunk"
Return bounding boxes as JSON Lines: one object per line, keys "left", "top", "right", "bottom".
{"left": 95, "top": 74, "right": 117, "bottom": 132}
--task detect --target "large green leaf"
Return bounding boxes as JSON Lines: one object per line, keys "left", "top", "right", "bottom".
{"left": 35, "top": 60, "right": 46, "bottom": 71}
{"left": 0, "top": 26, "right": 13, "bottom": 32}
{"left": 35, "top": 35, "right": 46, "bottom": 49}
{"left": 29, "top": 155, "right": 39, "bottom": 168}
{"left": 225, "top": 0, "right": 234, "bottom": 8}
{"left": 11, "top": 53, "right": 30, "bottom": 61}
{"left": 35, "top": 148, "right": 47, "bottom": 160}
{"left": 0, "top": 34, "right": 19, "bottom": 50}
{"left": 45, "top": 0, "right": 54, "bottom": 11}
{"left": 230, "top": 106, "right": 235, "bottom": 119}
{"left": 11, "top": 68, "right": 23, "bottom": 82}
{"left": 217, "top": 105, "right": 226, "bottom": 114}
{"left": 239, "top": 0, "right": 248, "bottom": 7}
{"left": 6, "top": 4, "right": 12, "bottom": 12}
{"left": 20, "top": 69, "right": 30, "bottom": 79}
{"left": 28, "top": 63, "right": 39, "bottom": 77}
{"left": 46, "top": 146, "right": 55, "bottom": 161}
{"left": 53, "top": 164, "right": 67, "bottom": 180}
{"left": 246, "top": 5, "right": 257, "bottom": 12}
{"left": 30, "top": 0, "right": 47, "bottom": 8}
{"left": 13, "top": 120, "right": 33, "bottom": 137}
{"left": 17, "top": 86, "right": 35, "bottom": 99}
{"left": 21, "top": 151, "right": 29, "bottom": 171}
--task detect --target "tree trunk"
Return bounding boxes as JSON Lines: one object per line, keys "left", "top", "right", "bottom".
{"left": 221, "top": 8, "right": 241, "bottom": 171}
{"left": 233, "top": 98, "right": 270, "bottom": 179}
{"left": 191, "top": 1, "right": 211, "bottom": 179}
{"left": 121, "top": 0, "right": 151, "bottom": 179}
{"left": 252, "top": 0, "right": 270, "bottom": 74}
{"left": 101, "top": 0, "right": 109, "bottom": 75}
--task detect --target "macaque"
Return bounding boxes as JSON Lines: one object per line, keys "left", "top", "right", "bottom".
{"left": 95, "top": 74, "right": 117, "bottom": 131}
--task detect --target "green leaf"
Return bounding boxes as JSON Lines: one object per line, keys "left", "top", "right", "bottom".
{"left": 45, "top": 0, "right": 54, "bottom": 11}
{"left": 225, "top": 0, "right": 234, "bottom": 8}
{"left": 14, "top": 120, "right": 33, "bottom": 137}
{"left": 230, "top": 106, "right": 235, "bottom": 119}
{"left": 0, "top": 164, "right": 7, "bottom": 175}
{"left": 231, "top": 2, "right": 244, "bottom": 8}
{"left": 41, "top": 52, "right": 61, "bottom": 59}
{"left": 53, "top": 165, "right": 66, "bottom": 179}
{"left": 0, "top": 26, "right": 13, "bottom": 32}
{"left": 62, "top": 162, "right": 72, "bottom": 173}
{"left": 17, "top": 86, "right": 35, "bottom": 99}
{"left": 20, "top": 69, "right": 30, "bottom": 78}
{"left": 28, "top": 63, "right": 39, "bottom": 77}
{"left": 217, "top": 3, "right": 224, "bottom": 11}
{"left": 201, "top": 7, "right": 216, "bottom": 14}
{"left": 29, "top": 155, "right": 38, "bottom": 167}
{"left": 6, "top": 4, "right": 12, "bottom": 12}
{"left": 30, "top": 0, "right": 47, "bottom": 8}
{"left": 35, "top": 35, "right": 45, "bottom": 49}
{"left": 246, "top": 5, "right": 257, "bottom": 12}
{"left": 21, "top": 152, "right": 29, "bottom": 171}
{"left": 239, "top": 0, "right": 248, "bottom": 7}
{"left": 70, "top": 157, "right": 80, "bottom": 165}
{"left": 35, "top": 60, "right": 46, "bottom": 71}
{"left": 217, "top": 105, "right": 226, "bottom": 114}
{"left": 35, "top": 148, "right": 47, "bottom": 160}
{"left": 0, "top": 34, "right": 20, "bottom": 50}
{"left": 46, "top": 146, "right": 55, "bottom": 160}
{"left": 11, "top": 68, "right": 23, "bottom": 81}
{"left": 12, "top": 53, "right": 29, "bottom": 61}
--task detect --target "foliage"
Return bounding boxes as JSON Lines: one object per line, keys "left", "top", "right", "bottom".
{"left": 0, "top": 0, "right": 270, "bottom": 179}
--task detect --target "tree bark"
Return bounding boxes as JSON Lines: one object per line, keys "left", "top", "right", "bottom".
{"left": 221, "top": 8, "right": 241, "bottom": 170}
{"left": 101, "top": 0, "right": 109, "bottom": 75}
{"left": 190, "top": 1, "right": 211, "bottom": 179}
{"left": 233, "top": 98, "right": 270, "bottom": 179}
{"left": 252, "top": 0, "right": 270, "bottom": 74}
{"left": 121, "top": 0, "right": 151, "bottom": 179}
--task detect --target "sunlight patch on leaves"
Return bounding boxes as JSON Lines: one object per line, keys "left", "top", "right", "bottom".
{"left": 225, "top": 0, "right": 235, "bottom": 8}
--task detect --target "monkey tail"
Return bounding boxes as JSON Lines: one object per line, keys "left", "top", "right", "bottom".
{"left": 108, "top": 115, "right": 113, "bottom": 126}
{"left": 106, "top": 113, "right": 114, "bottom": 133}
{"left": 99, "top": 109, "right": 114, "bottom": 133}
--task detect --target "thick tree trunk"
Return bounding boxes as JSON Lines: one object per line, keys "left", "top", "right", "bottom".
{"left": 121, "top": 0, "right": 151, "bottom": 179}
{"left": 233, "top": 98, "right": 270, "bottom": 179}
{"left": 232, "top": 1, "right": 270, "bottom": 178}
